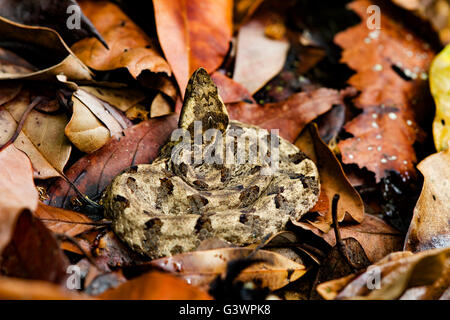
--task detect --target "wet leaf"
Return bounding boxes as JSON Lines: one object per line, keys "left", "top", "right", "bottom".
{"left": 0, "top": 145, "right": 38, "bottom": 253}
{"left": 47, "top": 114, "right": 178, "bottom": 210}
{"left": 405, "top": 143, "right": 450, "bottom": 252}
{"left": 99, "top": 271, "right": 211, "bottom": 300}
{"left": 0, "top": 16, "right": 92, "bottom": 81}
{"left": 228, "top": 87, "right": 346, "bottom": 142}
{"left": 150, "top": 248, "right": 306, "bottom": 291}
{"left": 153, "top": 0, "right": 233, "bottom": 94}
{"left": 233, "top": 8, "right": 289, "bottom": 94}
{"left": 71, "top": 1, "right": 171, "bottom": 79}
{"left": 336, "top": 0, "right": 434, "bottom": 181}
{"left": 1, "top": 210, "right": 69, "bottom": 284}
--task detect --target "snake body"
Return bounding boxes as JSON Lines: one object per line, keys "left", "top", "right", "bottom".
{"left": 103, "top": 69, "right": 320, "bottom": 258}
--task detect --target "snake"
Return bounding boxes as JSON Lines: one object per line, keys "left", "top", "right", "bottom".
{"left": 102, "top": 68, "right": 320, "bottom": 259}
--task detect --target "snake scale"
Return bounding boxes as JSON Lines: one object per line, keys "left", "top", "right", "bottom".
{"left": 102, "top": 68, "right": 320, "bottom": 259}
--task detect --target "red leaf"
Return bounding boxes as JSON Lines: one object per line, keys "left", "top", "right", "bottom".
{"left": 228, "top": 87, "right": 346, "bottom": 142}
{"left": 335, "top": 0, "right": 434, "bottom": 181}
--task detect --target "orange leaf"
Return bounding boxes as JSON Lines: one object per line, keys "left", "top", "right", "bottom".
{"left": 0, "top": 276, "right": 91, "bottom": 300}
{"left": 0, "top": 145, "right": 38, "bottom": 253}
{"left": 153, "top": 0, "right": 233, "bottom": 95}
{"left": 35, "top": 202, "right": 97, "bottom": 237}
{"left": 71, "top": 1, "right": 171, "bottom": 79}
{"left": 99, "top": 271, "right": 211, "bottom": 300}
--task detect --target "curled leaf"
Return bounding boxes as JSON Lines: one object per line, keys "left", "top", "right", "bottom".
{"left": 405, "top": 143, "right": 450, "bottom": 252}
{"left": 99, "top": 271, "right": 211, "bottom": 300}
{"left": 0, "top": 16, "right": 92, "bottom": 81}
{"left": 47, "top": 115, "right": 178, "bottom": 209}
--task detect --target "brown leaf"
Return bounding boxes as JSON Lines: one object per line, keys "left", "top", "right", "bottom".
{"left": 99, "top": 271, "right": 212, "bottom": 300}
{"left": 79, "top": 86, "right": 146, "bottom": 113}
{"left": 0, "top": 145, "right": 38, "bottom": 253}
{"left": 335, "top": 0, "right": 435, "bottom": 181}
{"left": 405, "top": 144, "right": 450, "bottom": 252}
{"left": 71, "top": 1, "right": 170, "bottom": 79}
{"left": 211, "top": 72, "right": 255, "bottom": 104}
{"left": 47, "top": 115, "right": 178, "bottom": 209}
{"left": 0, "top": 0, "right": 105, "bottom": 47}
{"left": 0, "top": 16, "right": 92, "bottom": 81}
{"left": 1, "top": 210, "right": 69, "bottom": 284}
{"left": 153, "top": 0, "right": 233, "bottom": 94}
{"left": 150, "top": 248, "right": 306, "bottom": 291}
{"left": 233, "top": 8, "right": 289, "bottom": 94}
{"left": 322, "top": 215, "right": 402, "bottom": 263}
{"left": 34, "top": 202, "right": 97, "bottom": 237}
{"left": 318, "top": 247, "right": 450, "bottom": 300}
{"left": 228, "top": 87, "right": 346, "bottom": 142}
{"left": 310, "top": 237, "right": 371, "bottom": 300}
{"left": 0, "top": 87, "right": 72, "bottom": 178}
{"left": 0, "top": 276, "right": 91, "bottom": 300}
{"left": 294, "top": 124, "right": 364, "bottom": 231}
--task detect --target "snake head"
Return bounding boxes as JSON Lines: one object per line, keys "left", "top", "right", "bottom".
{"left": 178, "top": 68, "right": 229, "bottom": 136}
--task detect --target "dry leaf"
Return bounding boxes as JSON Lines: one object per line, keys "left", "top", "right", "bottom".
{"left": 0, "top": 145, "right": 38, "bottom": 253}
{"left": 99, "top": 271, "right": 211, "bottom": 300}
{"left": 0, "top": 16, "right": 92, "bottom": 81}
{"left": 35, "top": 202, "right": 97, "bottom": 237}
{"left": 0, "top": 0, "right": 105, "bottom": 47}
{"left": 71, "top": 1, "right": 170, "bottom": 79}
{"left": 294, "top": 124, "right": 364, "bottom": 231}
{"left": 429, "top": 44, "right": 450, "bottom": 151}
{"left": 150, "top": 93, "right": 172, "bottom": 118}
{"left": 233, "top": 9, "right": 289, "bottom": 94}
{"left": 0, "top": 276, "right": 91, "bottom": 300}
{"left": 336, "top": 0, "right": 434, "bottom": 181}
{"left": 150, "top": 248, "right": 306, "bottom": 291}
{"left": 79, "top": 86, "right": 146, "bottom": 113}
{"left": 405, "top": 143, "right": 450, "bottom": 252}
{"left": 211, "top": 72, "right": 255, "bottom": 104}
{"left": 227, "top": 87, "right": 346, "bottom": 142}
{"left": 65, "top": 95, "right": 110, "bottom": 153}
{"left": 318, "top": 247, "right": 450, "bottom": 300}
{"left": 153, "top": 0, "right": 233, "bottom": 94}
{"left": 0, "top": 88, "right": 72, "bottom": 178}
{"left": 1, "top": 210, "right": 70, "bottom": 284}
